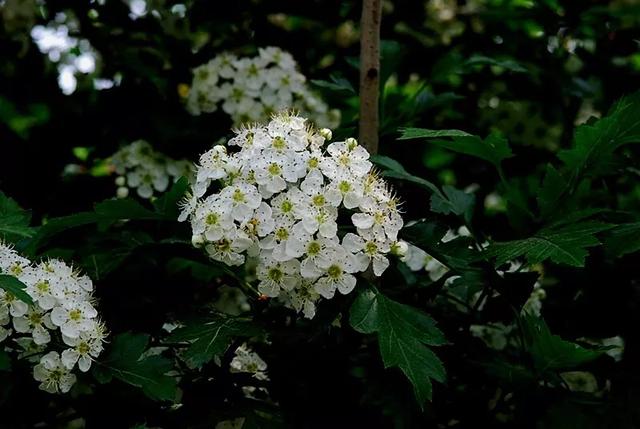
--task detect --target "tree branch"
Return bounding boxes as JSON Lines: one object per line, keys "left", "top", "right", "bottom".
{"left": 358, "top": 0, "right": 382, "bottom": 155}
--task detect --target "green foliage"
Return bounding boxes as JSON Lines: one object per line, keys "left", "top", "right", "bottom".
{"left": 24, "top": 197, "right": 174, "bottom": 255}
{"left": 0, "top": 192, "right": 33, "bottom": 244}
{"left": 350, "top": 287, "right": 446, "bottom": 407}
{"left": 311, "top": 74, "right": 356, "bottom": 94}
{"left": 93, "top": 333, "right": 177, "bottom": 402}
{"left": 0, "top": 351, "right": 10, "bottom": 371}
{"left": 430, "top": 185, "right": 475, "bottom": 223}
{"left": 486, "top": 221, "right": 613, "bottom": 267}
{"left": 519, "top": 313, "right": 604, "bottom": 372}
{"left": 370, "top": 154, "right": 441, "bottom": 194}
{"left": 603, "top": 222, "right": 640, "bottom": 258}
{"left": 558, "top": 92, "right": 640, "bottom": 180}
{"left": 0, "top": 274, "right": 34, "bottom": 305}
{"left": 399, "top": 130, "right": 513, "bottom": 170}
{"left": 167, "top": 314, "right": 263, "bottom": 369}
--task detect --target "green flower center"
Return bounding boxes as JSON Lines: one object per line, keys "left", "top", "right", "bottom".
{"left": 338, "top": 181, "right": 351, "bottom": 193}
{"left": 206, "top": 213, "right": 219, "bottom": 225}
{"left": 327, "top": 265, "right": 343, "bottom": 279}
{"left": 365, "top": 242, "right": 378, "bottom": 255}
{"left": 275, "top": 227, "right": 289, "bottom": 241}
{"left": 268, "top": 267, "right": 283, "bottom": 283}
{"left": 268, "top": 163, "right": 281, "bottom": 176}
{"left": 69, "top": 309, "right": 82, "bottom": 322}
{"left": 281, "top": 200, "right": 293, "bottom": 213}
{"left": 312, "top": 195, "right": 325, "bottom": 207}
{"left": 307, "top": 241, "right": 321, "bottom": 255}
{"left": 29, "top": 312, "right": 42, "bottom": 325}
{"left": 36, "top": 280, "right": 50, "bottom": 294}
{"left": 272, "top": 136, "right": 286, "bottom": 150}
{"left": 232, "top": 189, "right": 245, "bottom": 203}
{"left": 339, "top": 154, "right": 350, "bottom": 166}
{"left": 217, "top": 239, "right": 231, "bottom": 252}
{"left": 77, "top": 342, "right": 90, "bottom": 355}
{"left": 308, "top": 157, "right": 319, "bottom": 169}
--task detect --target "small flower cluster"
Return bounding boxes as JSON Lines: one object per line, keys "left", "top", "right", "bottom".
{"left": 186, "top": 47, "right": 340, "bottom": 129}
{"left": 0, "top": 243, "right": 107, "bottom": 394}
{"left": 110, "top": 140, "right": 193, "bottom": 199}
{"left": 180, "top": 113, "right": 404, "bottom": 318}
{"left": 230, "top": 343, "right": 269, "bottom": 399}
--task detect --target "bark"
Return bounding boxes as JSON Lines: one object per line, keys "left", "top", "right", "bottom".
{"left": 358, "top": 0, "right": 382, "bottom": 155}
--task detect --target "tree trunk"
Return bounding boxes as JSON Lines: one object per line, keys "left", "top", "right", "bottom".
{"left": 358, "top": 0, "right": 382, "bottom": 155}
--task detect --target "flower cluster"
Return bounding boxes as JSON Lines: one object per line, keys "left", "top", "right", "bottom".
{"left": 180, "top": 113, "right": 404, "bottom": 318}
{"left": 400, "top": 226, "right": 473, "bottom": 281}
{"left": 0, "top": 243, "right": 107, "bottom": 394}
{"left": 186, "top": 47, "right": 340, "bottom": 129}
{"left": 110, "top": 140, "right": 193, "bottom": 199}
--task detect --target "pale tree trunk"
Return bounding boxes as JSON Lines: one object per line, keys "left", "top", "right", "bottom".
{"left": 358, "top": 0, "right": 382, "bottom": 156}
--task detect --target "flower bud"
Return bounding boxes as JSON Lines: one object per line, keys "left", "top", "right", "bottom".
{"left": 115, "top": 176, "right": 126, "bottom": 186}
{"left": 319, "top": 128, "right": 332, "bottom": 141}
{"left": 116, "top": 187, "right": 129, "bottom": 199}
{"left": 345, "top": 137, "right": 358, "bottom": 150}
{"left": 213, "top": 145, "right": 227, "bottom": 155}
{"left": 390, "top": 240, "right": 409, "bottom": 257}
{"left": 191, "top": 234, "right": 205, "bottom": 248}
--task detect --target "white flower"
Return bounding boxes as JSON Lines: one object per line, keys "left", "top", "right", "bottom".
{"left": 230, "top": 343, "right": 268, "bottom": 381}
{"left": 186, "top": 47, "right": 340, "bottom": 128}
{"left": 192, "top": 196, "right": 234, "bottom": 242}
{"left": 342, "top": 231, "right": 391, "bottom": 276}
{"left": 220, "top": 183, "right": 262, "bottom": 223}
{"left": 314, "top": 246, "right": 363, "bottom": 299}
{"left": 402, "top": 244, "right": 448, "bottom": 281}
{"left": 286, "top": 225, "right": 338, "bottom": 279}
{"left": 352, "top": 197, "right": 403, "bottom": 241}
{"left": 182, "top": 113, "right": 404, "bottom": 318}
{"left": 0, "top": 290, "right": 28, "bottom": 318}
{"left": 110, "top": 140, "right": 193, "bottom": 200}
{"left": 12, "top": 307, "right": 56, "bottom": 345}
{"left": 50, "top": 301, "right": 98, "bottom": 338}
{"left": 33, "top": 351, "right": 77, "bottom": 393}
{"left": 61, "top": 325, "right": 106, "bottom": 372}
{"left": 281, "top": 279, "right": 321, "bottom": 319}
{"left": 257, "top": 256, "right": 300, "bottom": 297}
{"left": 205, "top": 229, "right": 253, "bottom": 266}
{"left": 320, "top": 138, "right": 372, "bottom": 180}
{"left": 241, "top": 202, "right": 275, "bottom": 239}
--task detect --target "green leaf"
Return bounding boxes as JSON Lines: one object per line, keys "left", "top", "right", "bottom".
{"left": 486, "top": 221, "right": 613, "bottom": 267}
{"left": 94, "top": 198, "right": 164, "bottom": 223}
{"left": 153, "top": 177, "right": 189, "bottom": 218}
{"left": 24, "top": 198, "right": 169, "bottom": 255}
{"left": 558, "top": 92, "right": 640, "bottom": 179}
{"left": 166, "top": 257, "right": 230, "bottom": 282}
{"left": 0, "top": 191, "right": 33, "bottom": 243}
{"left": 167, "top": 315, "right": 263, "bottom": 368}
{"left": 0, "top": 274, "right": 33, "bottom": 305}
{"left": 464, "top": 55, "right": 528, "bottom": 73}
{"left": 398, "top": 128, "right": 472, "bottom": 140}
{"left": 370, "top": 154, "right": 441, "bottom": 195}
{"left": 537, "top": 164, "right": 569, "bottom": 217}
{"left": 350, "top": 288, "right": 446, "bottom": 407}
{"left": 603, "top": 222, "right": 640, "bottom": 258}
{"left": 310, "top": 74, "right": 356, "bottom": 94}
{"left": 430, "top": 185, "right": 475, "bottom": 223}
{"left": 93, "top": 333, "right": 177, "bottom": 401}
{"left": 520, "top": 313, "right": 604, "bottom": 372}
{"left": 399, "top": 131, "right": 513, "bottom": 169}
{"left": 0, "top": 350, "right": 10, "bottom": 371}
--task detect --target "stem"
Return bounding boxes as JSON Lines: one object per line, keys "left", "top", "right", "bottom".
{"left": 358, "top": 0, "right": 382, "bottom": 155}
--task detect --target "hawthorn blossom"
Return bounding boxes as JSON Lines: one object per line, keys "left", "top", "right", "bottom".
{"left": 181, "top": 113, "right": 405, "bottom": 318}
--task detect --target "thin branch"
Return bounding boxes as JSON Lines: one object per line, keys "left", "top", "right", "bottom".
{"left": 358, "top": 0, "right": 382, "bottom": 155}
